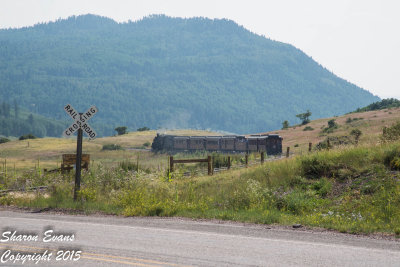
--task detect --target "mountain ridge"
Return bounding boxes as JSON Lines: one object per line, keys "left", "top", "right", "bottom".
{"left": 0, "top": 14, "right": 379, "bottom": 135}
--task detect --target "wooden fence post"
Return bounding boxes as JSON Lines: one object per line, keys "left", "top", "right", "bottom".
{"left": 245, "top": 154, "right": 248, "bottom": 168}
{"left": 309, "top": 142, "right": 312, "bottom": 152}
{"left": 327, "top": 139, "right": 330, "bottom": 150}
{"left": 286, "top": 147, "right": 290, "bottom": 158}
{"left": 227, "top": 156, "right": 231, "bottom": 170}
{"left": 169, "top": 156, "right": 174, "bottom": 173}
{"left": 261, "top": 152, "right": 265, "bottom": 164}
{"left": 207, "top": 156, "right": 212, "bottom": 175}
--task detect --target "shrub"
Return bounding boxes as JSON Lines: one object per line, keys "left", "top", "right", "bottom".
{"left": 282, "top": 120, "right": 289, "bottom": 130}
{"left": 328, "top": 119, "right": 337, "bottom": 129}
{"left": 0, "top": 137, "right": 10, "bottom": 144}
{"left": 118, "top": 160, "right": 150, "bottom": 173}
{"left": 315, "top": 136, "right": 353, "bottom": 150}
{"left": 294, "top": 144, "right": 299, "bottom": 147}
{"left": 102, "top": 144, "right": 123, "bottom": 150}
{"left": 350, "top": 129, "right": 362, "bottom": 144}
{"left": 303, "top": 126, "right": 314, "bottom": 131}
{"left": 382, "top": 121, "right": 400, "bottom": 142}
{"left": 301, "top": 156, "right": 333, "bottom": 179}
{"left": 143, "top": 142, "right": 150, "bottom": 147}
{"left": 115, "top": 126, "right": 127, "bottom": 135}
{"left": 312, "top": 178, "right": 332, "bottom": 197}
{"left": 19, "top": 134, "right": 36, "bottom": 140}
{"left": 383, "top": 146, "right": 400, "bottom": 170}
{"left": 77, "top": 187, "right": 97, "bottom": 202}
{"left": 137, "top": 127, "right": 150, "bottom": 132}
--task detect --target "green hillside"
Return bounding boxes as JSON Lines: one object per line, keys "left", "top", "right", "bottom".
{"left": 0, "top": 101, "right": 66, "bottom": 138}
{"left": 0, "top": 14, "right": 379, "bottom": 135}
{"left": 352, "top": 98, "right": 400, "bottom": 113}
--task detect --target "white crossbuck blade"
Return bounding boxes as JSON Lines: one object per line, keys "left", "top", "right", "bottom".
{"left": 63, "top": 104, "right": 98, "bottom": 140}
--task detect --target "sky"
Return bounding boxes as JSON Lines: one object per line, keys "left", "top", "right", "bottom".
{"left": 1, "top": 0, "right": 399, "bottom": 100}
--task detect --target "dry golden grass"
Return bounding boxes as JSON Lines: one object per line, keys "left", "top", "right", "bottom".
{"left": 259, "top": 107, "right": 400, "bottom": 153}
{"left": 0, "top": 129, "right": 218, "bottom": 172}
{"left": 1, "top": 108, "right": 399, "bottom": 173}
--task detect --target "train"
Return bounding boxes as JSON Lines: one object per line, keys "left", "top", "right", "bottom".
{"left": 151, "top": 134, "right": 283, "bottom": 155}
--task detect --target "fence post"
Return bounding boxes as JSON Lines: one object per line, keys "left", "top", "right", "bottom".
{"left": 227, "top": 156, "right": 231, "bottom": 169}
{"left": 309, "top": 142, "right": 312, "bottom": 152}
{"left": 327, "top": 139, "right": 330, "bottom": 150}
{"left": 208, "top": 156, "right": 212, "bottom": 175}
{"left": 261, "top": 152, "right": 265, "bottom": 164}
{"left": 245, "top": 154, "right": 248, "bottom": 168}
{"left": 286, "top": 147, "right": 290, "bottom": 158}
{"left": 169, "top": 156, "right": 174, "bottom": 173}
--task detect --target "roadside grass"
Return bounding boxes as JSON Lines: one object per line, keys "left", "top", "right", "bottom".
{"left": 1, "top": 141, "right": 400, "bottom": 235}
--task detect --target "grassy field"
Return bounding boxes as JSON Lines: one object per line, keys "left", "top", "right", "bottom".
{"left": 1, "top": 139, "right": 400, "bottom": 234}
{"left": 261, "top": 107, "right": 400, "bottom": 154}
{"left": 0, "top": 129, "right": 218, "bottom": 172}
{"left": 1, "top": 110, "right": 400, "bottom": 235}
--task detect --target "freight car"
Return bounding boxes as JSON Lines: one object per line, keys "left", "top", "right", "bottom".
{"left": 152, "top": 134, "right": 283, "bottom": 155}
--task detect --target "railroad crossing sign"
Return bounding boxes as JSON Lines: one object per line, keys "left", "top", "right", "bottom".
{"left": 62, "top": 104, "right": 98, "bottom": 201}
{"left": 63, "top": 104, "right": 98, "bottom": 140}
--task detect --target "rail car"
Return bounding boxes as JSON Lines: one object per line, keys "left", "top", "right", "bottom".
{"left": 151, "top": 134, "right": 283, "bottom": 155}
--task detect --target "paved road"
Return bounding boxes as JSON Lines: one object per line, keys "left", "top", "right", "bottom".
{"left": 0, "top": 210, "right": 399, "bottom": 266}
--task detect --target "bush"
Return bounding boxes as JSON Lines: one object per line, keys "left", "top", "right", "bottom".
{"left": 19, "top": 134, "right": 36, "bottom": 140}
{"left": 0, "top": 137, "right": 10, "bottom": 144}
{"left": 350, "top": 129, "right": 362, "bottom": 144}
{"left": 137, "top": 127, "right": 150, "bottom": 132}
{"left": 301, "top": 156, "right": 333, "bottom": 179}
{"left": 102, "top": 144, "right": 123, "bottom": 150}
{"left": 115, "top": 126, "right": 127, "bottom": 135}
{"left": 303, "top": 126, "right": 314, "bottom": 131}
{"left": 143, "top": 142, "right": 150, "bottom": 147}
{"left": 382, "top": 121, "right": 400, "bottom": 142}
{"left": 383, "top": 146, "right": 400, "bottom": 169}
{"left": 327, "top": 119, "right": 338, "bottom": 129}
{"left": 118, "top": 160, "right": 150, "bottom": 173}
{"left": 312, "top": 178, "right": 332, "bottom": 197}
{"left": 315, "top": 136, "right": 353, "bottom": 150}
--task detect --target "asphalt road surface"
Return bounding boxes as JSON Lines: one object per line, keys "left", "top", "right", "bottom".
{"left": 0, "top": 210, "right": 399, "bottom": 266}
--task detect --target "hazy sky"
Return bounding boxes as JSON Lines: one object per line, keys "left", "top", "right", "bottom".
{"left": 1, "top": 0, "right": 399, "bottom": 99}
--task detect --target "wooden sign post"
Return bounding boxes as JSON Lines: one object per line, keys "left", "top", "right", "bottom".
{"left": 63, "top": 104, "right": 98, "bottom": 201}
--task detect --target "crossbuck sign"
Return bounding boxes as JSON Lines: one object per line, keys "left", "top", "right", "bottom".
{"left": 63, "top": 104, "right": 98, "bottom": 140}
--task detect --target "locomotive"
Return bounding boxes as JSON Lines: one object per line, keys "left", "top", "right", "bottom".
{"left": 151, "top": 134, "right": 283, "bottom": 155}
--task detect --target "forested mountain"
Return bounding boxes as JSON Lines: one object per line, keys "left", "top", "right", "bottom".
{"left": 0, "top": 101, "right": 66, "bottom": 138}
{"left": 0, "top": 14, "right": 379, "bottom": 135}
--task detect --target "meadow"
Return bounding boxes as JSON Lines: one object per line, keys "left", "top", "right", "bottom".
{"left": 1, "top": 112, "right": 400, "bottom": 235}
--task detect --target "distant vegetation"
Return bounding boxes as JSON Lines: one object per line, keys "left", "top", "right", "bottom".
{"left": 296, "top": 110, "right": 312, "bottom": 125}
{"left": 137, "top": 127, "right": 150, "bottom": 132}
{"left": 382, "top": 121, "right": 400, "bottom": 142}
{"left": 0, "top": 137, "right": 10, "bottom": 143}
{"left": 281, "top": 120, "right": 289, "bottom": 130}
{"left": 0, "top": 101, "right": 66, "bottom": 138}
{"left": 0, "top": 14, "right": 379, "bottom": 134}
{"left": 19, "top": 134, "right": 37, "bottom": 140}
{"left": 114, "top": 126, "right": 127, "bottom": 135}
{"left": 102, "top": 144, "right": 123, "bottom": 151}
{"left": 353, "top": 98, "right": 400, "bottom": 113}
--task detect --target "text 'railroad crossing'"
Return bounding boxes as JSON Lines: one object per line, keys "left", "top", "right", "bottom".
{"left": 63, "top": 104, "right": 98, "bottom": 140}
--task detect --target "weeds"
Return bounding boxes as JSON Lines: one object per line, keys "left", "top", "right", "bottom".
{"left": 1, "top": 141, "right": 400, "bottom": 234}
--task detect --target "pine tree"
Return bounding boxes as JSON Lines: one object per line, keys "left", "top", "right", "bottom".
{"left": 14, "top": 99, "right": 19, "bottom": 119}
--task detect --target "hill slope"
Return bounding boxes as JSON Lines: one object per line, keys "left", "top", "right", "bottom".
{"left": 0, "top": 14, "right": 379, "bottom": 135}
{"left": 264, "top": 106, "right": 400, "bottom": 153}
